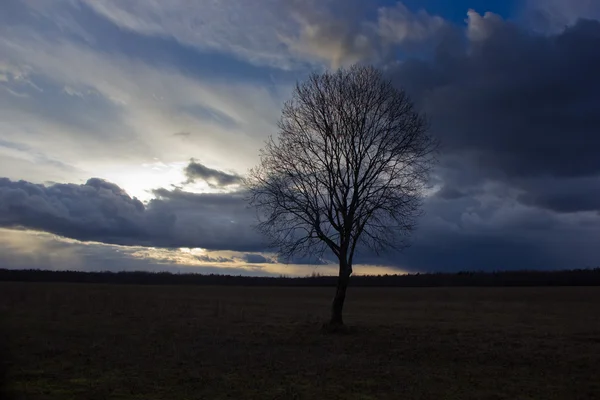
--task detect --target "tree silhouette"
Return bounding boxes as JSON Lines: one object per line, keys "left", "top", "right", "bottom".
{"left": 246, "top": 65, "right": 438, "bottom": 326}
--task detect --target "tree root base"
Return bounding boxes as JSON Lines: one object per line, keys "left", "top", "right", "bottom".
{"left": 321, "top": 322, "right": 353, "bottom": 334}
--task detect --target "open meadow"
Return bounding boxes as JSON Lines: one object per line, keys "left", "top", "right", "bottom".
{"left": 1, "top": 282, "right": 600, "bottom": 400}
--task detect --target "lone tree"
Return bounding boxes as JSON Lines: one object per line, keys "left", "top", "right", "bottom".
{"left": 246, "top": 65, "right": 437, "bottom": 326}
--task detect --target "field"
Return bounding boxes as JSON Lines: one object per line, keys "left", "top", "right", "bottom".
{"left": 1, "top": 282, "right": 600, "bottom": 400}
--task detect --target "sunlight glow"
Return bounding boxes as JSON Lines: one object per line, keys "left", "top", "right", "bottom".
{"left": 179, "top": 247, "right": 207, "bottom": 255}
{"left": 95, "top": 160, "right": 242, "bottom": 202}
{"left": 96, "top": 160, "right": 188, "bottom": 201}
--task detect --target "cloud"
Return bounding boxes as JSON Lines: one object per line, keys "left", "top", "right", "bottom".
{"left": 67, "top": 0, "right": 303, "bottom": 69}
{"left": 465, "top": 9, "right": 505, "bottom": 42}
{"left": 0, "top": 24, "right": 287, "bottom": 198}
{"left": 0, "top": 228, "right": 267, "bottom": 274}
{"left": 73, "top": 0, "right": 374, "bottom": 69}
{"left": 0, "top": 32, "right": 282, "bottom": 157}
{"left": 2, "top": 173, "right": 600, "bottom": 273}
{"left": 282, "top": 0, "right": 379, "bottom": 68}
{"left": 373, "top": 11, "right": 600, "bottom": 271}
{"left": 28, "top": 0, "right": 453, "bottom": 69}
{"left": 390, "top": 14, "right": 600, "bottom": 202}
{"left": 184, "top": 160, "right": 242, "bottom": 187}
{"left": 378, "top": 3, "right": 448, "bottom": 45}
{"left": 239, "top": 253, "right": 273, "bottom": 264}
{"left": 0, "top": 177, "right": 263, "bottom": 251}
{"left": 525, "top": 0, "right": 600, "bottom": 33}
{"left": 515, "top": 177, "right": 600, "bottom": 213}
{"left": 283, "top": 1, "right": 451, "bottom": 67}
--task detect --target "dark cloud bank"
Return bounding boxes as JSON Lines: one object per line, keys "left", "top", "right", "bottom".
{"left": 384, "top": 14, "right": 600, "bottom": 271}
{"left": 0, "top": 177, "right": 261, "bottom": 252}
{"left": 2, "top": 12, "right": 600, "bottom": 272}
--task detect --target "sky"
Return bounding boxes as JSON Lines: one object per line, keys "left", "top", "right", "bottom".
{"left": 1, "top": 0, "right": 600, "bottom": 276}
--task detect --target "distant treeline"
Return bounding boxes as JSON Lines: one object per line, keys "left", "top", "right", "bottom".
{"left": 1, "top": 268, "right": 600, "bottom": 287}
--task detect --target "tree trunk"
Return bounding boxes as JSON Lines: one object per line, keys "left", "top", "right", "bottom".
{"left": 330, "top": 260, "right": 351, "bottom": 326}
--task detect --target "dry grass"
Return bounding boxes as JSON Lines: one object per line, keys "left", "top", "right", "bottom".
{"left": 1, "top": 282, "right": 599, "bottom": 399}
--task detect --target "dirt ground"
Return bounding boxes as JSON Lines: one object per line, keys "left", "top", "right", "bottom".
{"left": 1, "top": 282, "right": 599, "bottom": 399}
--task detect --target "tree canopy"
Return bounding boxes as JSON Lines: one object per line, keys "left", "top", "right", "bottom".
{"left": 246, "top": 64, "right": 437, "bottom": 325}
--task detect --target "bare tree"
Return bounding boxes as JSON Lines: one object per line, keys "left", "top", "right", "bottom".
{"left": 245, "top": 65, "right": 437, "bottom": 327}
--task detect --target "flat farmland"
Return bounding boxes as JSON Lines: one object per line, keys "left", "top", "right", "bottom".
{"left": 1, "top": 282, "right": 599, "bottom": 399}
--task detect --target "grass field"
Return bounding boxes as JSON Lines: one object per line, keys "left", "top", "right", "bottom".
{"left": 1, "top": 282, "right": 599, "bottom": 399}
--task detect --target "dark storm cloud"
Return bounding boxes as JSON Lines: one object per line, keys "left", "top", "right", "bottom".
{"left": 0, "top": 177, "right": 264, "bottom": 252}
{"left": 399, "top": 233, "right": 563, "bottom": 272}
{"left": 516, "top": 177, "right": 600, "bottom": 213}
{"left": 388, "top": 15, "right": 600, "bottom": 219}
{"left": 372, "top": 13, "right": 600, "bottom": 271}
{"left": 184, "top": 159, "right": 242, "bottom": 187}
{"left": 366, "top": 192, "right": 600, "bottom": 272}
{"left": 434, "top": 185, "right": 466, "bottom": 200}
{"left": 392, "top": 17, "right": 600, "bottom": 180}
